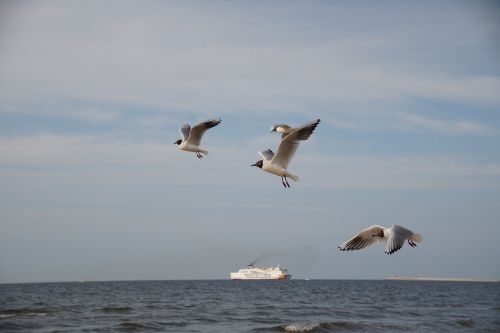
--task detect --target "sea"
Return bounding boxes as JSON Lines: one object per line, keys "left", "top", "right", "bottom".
{"left": 1, "top": 280, "right": 499, "bottom": 332}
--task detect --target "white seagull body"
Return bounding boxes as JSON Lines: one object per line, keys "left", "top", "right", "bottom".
{"left": 175, "top": 118, "right": 221, "bottom": 158}
{"left": 338, "top": 224, "right": 422, "bottom": 255}
{"left": 252, "top": 119, "right": 320, "bottom": 188}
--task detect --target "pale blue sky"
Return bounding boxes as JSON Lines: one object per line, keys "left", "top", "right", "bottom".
{"left": 0, "top": 1, "right": 499, "bottom": 283}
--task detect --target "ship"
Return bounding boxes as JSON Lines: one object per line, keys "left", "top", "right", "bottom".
{"left": 230, "top": 264, "right": 291, "bottom": 280}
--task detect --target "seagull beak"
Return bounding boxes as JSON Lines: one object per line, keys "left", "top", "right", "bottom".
{"left": 251, "top": 162, "right": 258, "bottom": 167}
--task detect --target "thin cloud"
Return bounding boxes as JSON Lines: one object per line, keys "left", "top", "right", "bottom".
{"left": 298, "top": 154, "right": 500, "bottom": 189}
{"left": 137, "top": 115, "right": 171, "bottom": 127}
{"left": 324, "top": 111, "right": 496, "bottom": 136}
{"left": 398, "top": 113, "right": 495, "bottom": 135}
{"left": 70, "top": 108, "right": 119, "bottom": 124}
{"left": 1, "top": 2, "right": 499, "bottom": 120}
{"left": 1, "top": 134, "right": 499, "bottom": 190}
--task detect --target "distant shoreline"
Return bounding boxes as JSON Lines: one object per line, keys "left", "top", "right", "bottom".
{"left": 387, "top": 276, "right": 500, "bottom": 283}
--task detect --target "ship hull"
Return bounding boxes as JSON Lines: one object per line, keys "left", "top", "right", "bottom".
{"left": 231, "top": 275, "right": 291, "bottom": 281}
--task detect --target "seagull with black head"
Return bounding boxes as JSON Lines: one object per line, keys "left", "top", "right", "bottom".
{"left": 174, "top": 118, "right": 221, "bottom": 159}
{"left": 252, "top": 119, "right": 320, "bottom": 188}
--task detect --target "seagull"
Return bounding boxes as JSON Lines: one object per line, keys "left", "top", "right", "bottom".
{"left": 338, "top": 225, "right": 422, "bottom": 255}
{"left": 174, "top": 118, "right": 221, "bottom": 159}
{"left": 252, "top": 119, "right": 320, "bottom": 188}
{"left": 270, "top": 123, "right": 295, "bottom": 139}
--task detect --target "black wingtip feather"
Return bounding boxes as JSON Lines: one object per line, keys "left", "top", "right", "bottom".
{"left": 294, "top": 119, "right": 321, "bottom": 141}
{"left": 203, "top": 118, "right": 222, "bottom": 129}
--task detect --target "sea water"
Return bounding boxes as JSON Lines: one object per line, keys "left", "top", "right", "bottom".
{"left": 1, "top": 280, "right": 499, "bottom": 332}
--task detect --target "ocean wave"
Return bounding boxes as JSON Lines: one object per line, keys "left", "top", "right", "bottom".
{"left": 0, "top": 321, "right": 43, "bottom": 331}
{"left": 419, "top": 319, "right": 477, "bottom": 330}
{"left": 456, "top": 319, "right": 474, "bottom": 328}
{"left": 254, "top": 321, "right": 366, "bottom": 332}
{"left": 0, "top": 314, "right": 15, "bottom": 319}
{"left": 279, "top": 322, "right": 329, "bottom": 332}
{"left": 98, "top": 306, "right": 133, "bottom": 313}
{"left": 0, "top": 308, "right": 49, "bottom": 318}
{"left": 195, "top": 316, "right": 218, "bottom": 323}
{"left": 163, "top": 321, "right": 189, "bottom": 327}
{"left": 114, "top": 321, "right": 159, "bottom": 331}
{"left": 255, "top": 321, "right": 414, "bottom": 333}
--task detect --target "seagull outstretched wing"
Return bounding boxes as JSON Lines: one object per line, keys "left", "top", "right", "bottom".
{"left": 186, "top": 118, "right": 222, "bottom": 146}
{"left": 272, "top": 119, "right": 320, "bottom": 169}
{"left": 338, "top": 225, "right": 386, "bottom": 251}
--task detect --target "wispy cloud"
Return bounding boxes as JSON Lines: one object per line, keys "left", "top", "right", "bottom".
{"left": 0, "top": 102, "right": 119, "bottom": 124}
{"left": 1, "top": 2, "right": 499, "bottom": 120}
{"left": 70, "top": 108, "right": 119, "bottom": 123}
{"left": 323, "top": 111, "right": 496, "bottom": 136}
{"left": 398, "top": 113, "right": 495, "bottom": 135}
{"left": 137, "top": 115, "right": 171, "bottom": 127}
{"left": 298, "top": 154, "right": 500, "bottom": 189}
{"left": 1, "top": 134, "right": 499, "bottom": 190}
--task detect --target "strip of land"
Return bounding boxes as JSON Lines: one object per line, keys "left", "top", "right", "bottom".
{"left": 387, "top": 276, "right": 499, "bottom": 283}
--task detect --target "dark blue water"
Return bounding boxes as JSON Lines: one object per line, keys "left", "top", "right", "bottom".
{"left": 1, "top": 280, "right": 499, "bottom": 332}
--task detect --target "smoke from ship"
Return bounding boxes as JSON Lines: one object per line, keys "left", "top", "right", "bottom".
{"left": 247, "top": 246, "right": 318, "bottom": 273}
{"left": 248, "top": 251, "right": 286, "bottom": 266}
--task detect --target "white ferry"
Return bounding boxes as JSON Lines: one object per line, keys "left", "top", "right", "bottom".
{"left": 230, "top": 264, "right": 291, "bottom": 280}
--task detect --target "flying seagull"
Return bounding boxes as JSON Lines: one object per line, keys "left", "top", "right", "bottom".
{"left": 252, "top": 119, "right": 320, "bottom": 188}
{"left": 269, "top": 123, "right": 297, "bottom": 139}
{"left": 174, "top": 118, "right": 222, "bottom": 158}
{"left": 338, "top": 225, "right": 422, "bottom": 255}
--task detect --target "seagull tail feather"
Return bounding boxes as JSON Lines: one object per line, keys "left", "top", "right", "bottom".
{"left": 287, "top": 174, "right": 300, "bottom": 182}
{"left": 412, "top": 234, "right": 423, "bottom": 243}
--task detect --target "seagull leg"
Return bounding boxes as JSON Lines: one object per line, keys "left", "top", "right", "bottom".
{"left": 284, "top": 176, "right": 291, "bottom": 188}
{"left": 281, "top": 176, "right": 287, "bottom": 188}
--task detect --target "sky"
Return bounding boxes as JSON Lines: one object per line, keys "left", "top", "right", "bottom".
{"left": 0, "top": 1, "right": 499, "bottom": 283}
